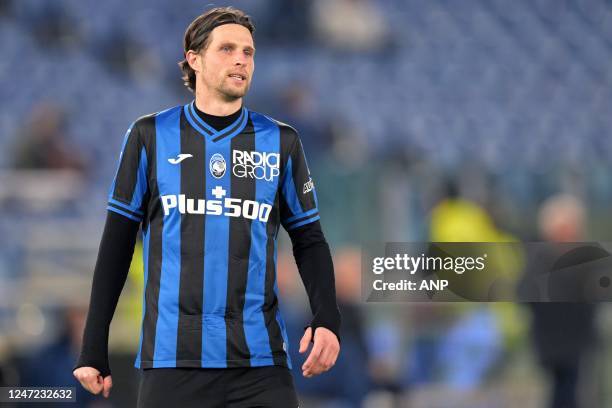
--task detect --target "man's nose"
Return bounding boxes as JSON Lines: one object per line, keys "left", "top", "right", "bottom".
{"left": 234, "top": 54, "right": 247, "bottom": 66}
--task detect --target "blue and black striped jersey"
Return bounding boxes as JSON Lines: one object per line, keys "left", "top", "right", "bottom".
{"left": 107, "top": 101, "right": 320, "bottom": 370}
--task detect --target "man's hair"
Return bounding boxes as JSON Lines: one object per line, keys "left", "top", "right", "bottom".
{"left": 178, "top": 7, "right": 255, "bottom": 93}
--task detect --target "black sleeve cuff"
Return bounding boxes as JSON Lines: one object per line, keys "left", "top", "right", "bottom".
{"left": 73, "top": 354, "right": 111, "bottom": 378}
{"left": 304, "top": 307, "right": 342, "bottom": 343}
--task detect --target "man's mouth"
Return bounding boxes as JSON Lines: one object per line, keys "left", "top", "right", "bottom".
{"left": 228, "top": 73, "right": 246, "bottom": 81}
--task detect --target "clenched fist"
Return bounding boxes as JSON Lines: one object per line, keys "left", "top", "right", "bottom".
{"left": 73, "top": 367, "right": 112, "bottom": 398}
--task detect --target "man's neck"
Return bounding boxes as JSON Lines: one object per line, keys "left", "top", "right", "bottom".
{"left": 194, "top": 86, "right": 242, "bottom": 116}
{"left": 193, "top": 102, "right": 242, "bottom": 132}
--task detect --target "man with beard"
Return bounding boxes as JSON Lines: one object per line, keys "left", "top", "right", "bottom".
{"left": 73, "top": 7, "right": 341, "bottom": 407}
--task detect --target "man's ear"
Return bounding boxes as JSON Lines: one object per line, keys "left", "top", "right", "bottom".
{"left": 185, "top": 50, "right": 202, "bottom": 73}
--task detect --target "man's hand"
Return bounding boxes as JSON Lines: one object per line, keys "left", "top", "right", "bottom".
{"left": 73, "top": 367, "right": 112, "bottom": 398}
{"left": 299, "top": 326, "right": 340, "bottom": 378}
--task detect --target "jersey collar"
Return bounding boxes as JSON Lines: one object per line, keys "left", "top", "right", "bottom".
{"left": 184, "top": 101, "right": 249, "bottom": 143}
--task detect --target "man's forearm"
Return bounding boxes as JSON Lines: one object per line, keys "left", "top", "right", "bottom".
{"left": 74, "top": 210, "right": 139, "bottom": 377}
{"left": 288, "top": 221, "right": 341, "bottom": 340}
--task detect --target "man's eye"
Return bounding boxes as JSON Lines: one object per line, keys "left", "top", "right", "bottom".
{"left": 222, "top": 46, "right": 231, "bottom": 52}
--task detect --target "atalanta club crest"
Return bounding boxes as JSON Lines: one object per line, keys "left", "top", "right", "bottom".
{"left": 209, "top": 153, "right": 226, "bottom": 178}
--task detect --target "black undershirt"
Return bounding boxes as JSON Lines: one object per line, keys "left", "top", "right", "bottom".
{"left": 74, "top": 108, "right": 340, "bottom": 377}
{"left": 193, "top": 103, "right": 242, "bottom": 131}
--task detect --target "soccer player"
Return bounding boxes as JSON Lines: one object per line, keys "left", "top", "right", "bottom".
{"left": 72, "top": 7, "right": 341, "bottom": 407}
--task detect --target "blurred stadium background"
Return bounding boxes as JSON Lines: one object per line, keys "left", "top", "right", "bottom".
{"left": 1, "top": 0, "right": 612, "bottom": 406}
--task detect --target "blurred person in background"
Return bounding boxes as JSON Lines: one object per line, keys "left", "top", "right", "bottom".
{"left": 72, "top": 7, "right": 340, "bottom": 407}
{"left": 311, "top": 0, "right": 389, "bottom": 52}
{"left": 11, "top": 103, "right": 87, "bottom": 173}
{"left": 401, "top": 180, "right": 523, "bottom": 402}
{"left": 526, "top": 194, "right": 599, "bottom": 408}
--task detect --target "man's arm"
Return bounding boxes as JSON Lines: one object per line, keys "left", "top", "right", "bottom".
{"left": 287, "top": 220, "right": 341, "bottom": 378}
{"left": 276, "top": 123, "right": 340, "bottom": 376}
{"left": 74, "top": 211, "right": 139, "bottom": 377}
{"left": 74, "top": 118, "right": 148, "bottom": 396}
{"left": 288, "top": 220, "right": 341, "bottom": 340}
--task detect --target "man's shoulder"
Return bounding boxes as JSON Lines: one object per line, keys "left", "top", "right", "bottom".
{"left": 248, "top": 110, "right": 300, "bottom": 141}
{"left": 131, "top": 105, "right": 184, "bottom": 132}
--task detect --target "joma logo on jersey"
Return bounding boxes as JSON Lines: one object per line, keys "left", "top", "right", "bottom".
{"left": 232, "top": 150, "right": 280, "bottom": 181}
{"left": 160, "top": 187, "right": 272, "bottom": 222}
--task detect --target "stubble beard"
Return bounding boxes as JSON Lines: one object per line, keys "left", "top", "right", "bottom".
{"left": 218, "top": 78, "right": 250, "bottom": 101}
